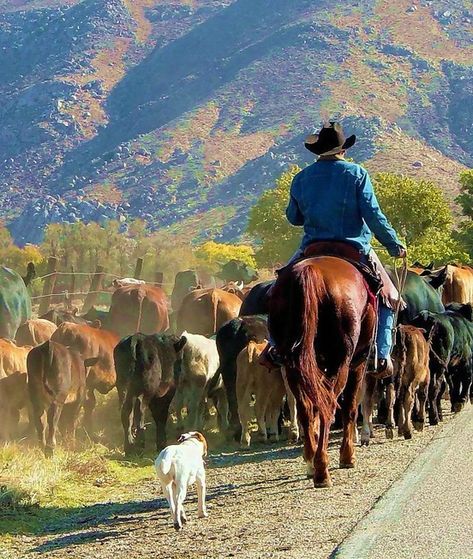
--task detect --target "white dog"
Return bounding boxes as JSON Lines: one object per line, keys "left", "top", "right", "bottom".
{"left": 155, "top": 431, "right": 208, "bottom": 531}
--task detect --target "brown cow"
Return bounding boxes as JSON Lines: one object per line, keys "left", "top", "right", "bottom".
{"left": 0, "top": 372, "right": 28, "bottom": 441}
{"left": 441, "top": 264, "right": 473, "bottom": 305}
{"left": 392, "top": 325, "right": 430, "bottom": 439}
{"left": 177, "top": 288, "right": 242, "bottom": 336}
{"left": 15, "top": 318, "right": 57, "bottom": 347}
{"left": 0, "top": 339, "right": 31, "bottom": 378}
{"left": 27, "top": 340, "right": 87, "bottom": 456}
{"left": 51, "top": 322, "right": 119, "bottom": 435}
{"left": 109, "top": 284, "right": 169, "bottom": 337}
{"left": 236, "top": 341, "right": 286, "bottom": 447}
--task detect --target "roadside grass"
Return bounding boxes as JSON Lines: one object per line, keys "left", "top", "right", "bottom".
{"left": 0, "top": 442, "right": 156, "bottom": 541}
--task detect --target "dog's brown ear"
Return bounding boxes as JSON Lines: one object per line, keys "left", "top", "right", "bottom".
{"left": 192, "top": 432, "right": 208, "bottom": 456}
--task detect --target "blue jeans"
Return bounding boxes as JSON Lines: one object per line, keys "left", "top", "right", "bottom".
{"left": 376, "top": 304, "right": 395, "bottom": 360}
{"left": 274, "top": 248, "right": 395, "bottom": 359}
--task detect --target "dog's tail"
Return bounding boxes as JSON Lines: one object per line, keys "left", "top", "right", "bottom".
{"left": 157, "top": 453, "right": 173, "bottom": 477}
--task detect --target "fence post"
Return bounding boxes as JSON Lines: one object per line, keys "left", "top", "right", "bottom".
{"left": 134, "top": 258, "right": 144, "bottom": 280}
{"left": 82, "top": 265, "right": 105, "bottom": 313}
{"left": 38, "top": 256, "right": 58, "bottom": 315}
{"left": 65, "top": 266, "right": 76, "bottom": 311}
{"left": 154, "top": 271, "right": 164, "bottom": 288}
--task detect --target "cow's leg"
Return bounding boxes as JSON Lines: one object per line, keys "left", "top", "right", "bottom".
{"left": 60, "top": 402, "right": 81, "bottom": 449}
{"left": 83, "top": 388, "right": 97, "bottom": 439}
{"left": 149, "top": 392, "right": 173, "bottom": 452}
{"left": 121, "top": 392, "right": 137, "bottom": 456}
{"left": 45, "top": 403, "right": 62, "bottom": 457}
{"left": 401, "top": 385, "right": 415, "bottom": 439}
{"left": 221, "top": 360, "right": 240, "bottom": 441}
{"left": 428, "top": 370, "right": 442, "bottom": 425}
{"left": 296, "top": 394, "right": 318, "bottom": 477}
{"left": 32, "top": 407, "right": 47, "bottom": 451}
{"left": 438, "top": 377, "right": 447, "bottom": 421}
{"left": 132, "top": 395, "right": 145, "bottom": 454}
{"left": 187, "top": 386, "right": 206, "bottom": 431}
{"left": 414, "top": 381, "right": 428, "bottom": 432}
{"left": 254, "top": 389, "right": 270, "bottom": 442}
{"left": 360, "top": 374, "right": 376, "bottom": 446}
{"left": 212, "top": 387, "right": 229, "bottom": 432}
{"left": 237, "top": 383, "right": 253, "bottom": 448}
{"left": 384, "top": 377, "right": 396, "bottom": 440}
{"left": 281, "top": 367, "right": 299, "bottom": 442}
{"left": 267, "top": 392, "right": 284, "bottom": 442}
{"left": 458, "top": 361, "right": 472, "bottom": 410}
{"left": 340, "top": 364, "right": 363, "bottom": 469}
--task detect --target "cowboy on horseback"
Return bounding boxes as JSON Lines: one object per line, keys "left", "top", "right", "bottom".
{"left": 263, "top": 122, "right": 406, "bottom": 376}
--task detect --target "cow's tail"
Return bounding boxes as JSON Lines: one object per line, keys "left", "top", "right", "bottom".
{"left": 211, "top": 289, "right": 219, "bottom": 335}
{"left": 136, "top": 286, "right": 146, "bottom": 333}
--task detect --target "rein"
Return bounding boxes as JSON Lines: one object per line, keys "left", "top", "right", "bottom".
{"left": 390, "top": 256, "right": 408, "bottom": 355}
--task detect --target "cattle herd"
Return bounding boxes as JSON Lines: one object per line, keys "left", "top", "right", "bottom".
{"left": 1, "top": 262, "right": 473, "bottom": 484}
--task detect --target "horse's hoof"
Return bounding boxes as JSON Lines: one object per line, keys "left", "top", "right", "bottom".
{"left": 339, "top": 462, "right": 355, "bottom": 469}
{"left": 413, "top": 421, "right": 424, "bottom": 432}
{"left": 314, "top": 478, "right": 333, "bottom": 488}
{"left": 385, "top": 427, "right": 394, "bottom": 440}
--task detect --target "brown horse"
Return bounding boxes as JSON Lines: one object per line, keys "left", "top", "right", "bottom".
{"left": 269, "top": 256, "right": 376, "bottom": 487}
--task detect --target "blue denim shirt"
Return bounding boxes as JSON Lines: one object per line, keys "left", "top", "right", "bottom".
{"left": 286, "top": 160, "right": 403, "bottom": 257}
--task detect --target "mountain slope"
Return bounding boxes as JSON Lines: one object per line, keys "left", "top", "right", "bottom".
{"left": 1, "top": 0, "right": 472, "bottom": 245}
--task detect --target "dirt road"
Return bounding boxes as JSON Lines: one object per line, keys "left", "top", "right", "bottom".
{"left": 1, "top": 407, "right": 459, "bottom": 559}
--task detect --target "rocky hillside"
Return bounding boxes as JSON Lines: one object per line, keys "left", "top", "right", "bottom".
{"left": 0, "top": 0, "right": 472, "bottom": 245}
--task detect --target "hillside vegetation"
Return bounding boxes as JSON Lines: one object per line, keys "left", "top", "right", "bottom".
{"left": 0, "top": 0, "right": 471, "bottom": 245}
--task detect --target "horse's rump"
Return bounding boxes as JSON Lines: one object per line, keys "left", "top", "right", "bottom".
{"left": 269, "top": 256, "right": 375, "bottom": 423}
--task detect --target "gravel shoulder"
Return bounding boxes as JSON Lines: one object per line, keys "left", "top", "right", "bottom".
{"left": 1, "top": 407, "right": 457, "bottom": 559}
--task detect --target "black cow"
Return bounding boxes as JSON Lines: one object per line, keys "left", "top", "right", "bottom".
{"left": 239, "top": 281, "right": 274, "bottom": 317}
{"left": 411, "top": 304, "right": 473, "bottom": 421}
{"left": 114, "top": 333, "right": 185, "bottom": 456}
{"left": 214, "top": 316, "right": 269, "bottom": 440}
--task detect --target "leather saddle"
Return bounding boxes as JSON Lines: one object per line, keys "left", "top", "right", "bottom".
{"left": 301, "top": 241, "right": 383, "bottom": 297}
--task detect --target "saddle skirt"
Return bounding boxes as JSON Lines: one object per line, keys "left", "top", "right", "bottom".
{"left": 301, "top": 241, "right": 401, "bottom": 310}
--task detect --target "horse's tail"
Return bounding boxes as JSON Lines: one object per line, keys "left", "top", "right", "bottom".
{"left": 274, "top": 264, "right": 335, "bottom": 425}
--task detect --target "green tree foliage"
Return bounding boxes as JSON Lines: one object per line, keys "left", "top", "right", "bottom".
{"left": 0, "top": 226, "right": 44, "bottom": 273}
{"left": 194, "top": 241, "right": 256, "bottom": 273}
{"left": 454, "top": 170, "right": 473, "bottom": 260}
{"left": 247, "top": 165, "right": 302, "bottom": 267}
{"left": 373, "top": 173, "right": 469, "bottom": 264}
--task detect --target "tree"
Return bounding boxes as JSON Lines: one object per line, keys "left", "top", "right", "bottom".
{"left": 373, "top": 173, "right": 469, "bottom": 264}
{"left": 247, "top": 165, "right": 302, "bottom": 267}
{"left": 194, "top": 241, "right": 256, "bottom": 273}
{"left": 456, "top": 170, "right": 473, "bottom": 218}
{"left": 453, "top": 170, "right": 473, "bottom": 260}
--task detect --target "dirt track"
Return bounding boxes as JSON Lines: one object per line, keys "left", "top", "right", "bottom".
{"left": 2, "top": 407, "right": 456, "bottom": 559}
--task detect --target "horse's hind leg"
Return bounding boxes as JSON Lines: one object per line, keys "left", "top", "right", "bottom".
{"left": 314, "top": 414, "right": 331, "bottom": 488}
{"left": 340, "top": 364, "right": 364, "bottom": 469}
{"left": 289, "top": 372, "right": 317, "bottom": 477}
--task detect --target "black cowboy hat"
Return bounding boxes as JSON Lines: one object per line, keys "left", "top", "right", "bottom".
{"left": 304, "top": 122, "right": 356, "bottom": 156}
